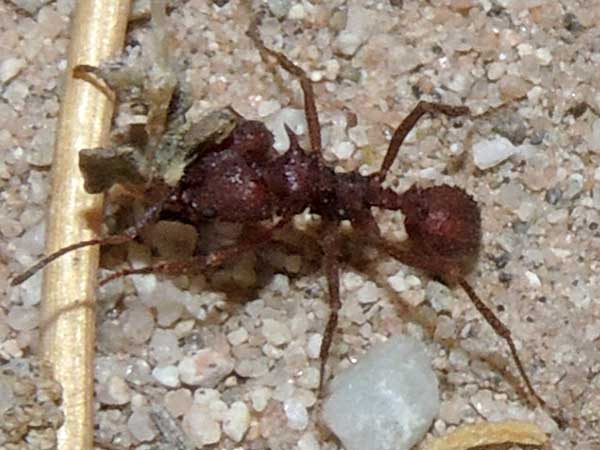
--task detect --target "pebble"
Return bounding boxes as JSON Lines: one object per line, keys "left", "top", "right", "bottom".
{"left": 331, "top": 140, "right": 355, "bottom": 159}
{"left": 335, "top": 31, "right": 364, "bottom": 57}
{"left": 222, "top": 401, "right": 250, "bottom": 442}
{"left": 178, "top": 349, "right": 234, "bottom": 387}
{"left": 183, "top": 404, "right": 221, "bottom": 447}
{"left": 387, "top": 273, "right": 409, "bottom": 293}
{"left": 98, "top": 375, "right": 131, "bottom": 406}
{"left": 262, "top": 318, "right": 292, "bottom": 346}
{"left": 588, "top": 119, "right": 600, "bottom": 152}
{"left": 306, "top": 333, "right": 322, "bottom": 359}
{"left": 564, "top": 173, "right": 584, "bottom": 199}
{"left": 322, "top": 336, "right": 439, "bottom": 450}
{"left": 235, "top": 357, "right": 269, "bottom": 378}
{"left": 298, "top": 432, "right": 320, "bottom": 450}
{"left": 472, "top": 136, "right": 518, "bottom": 170}
{"left": 486, "top": 61, "right": 505, "bottom": 80}
{"left": 227, "top": 327, "right": 249, "bottom": 346}
{"left": 0, "top": 57, "right": 26, "bottom": 84}
{"left": 498, "top": 75, "right": 531, "bottom": 100}
{"left": 152, "top": 365, "right": 180, "bottom": 388}
{"left": 250, "top": 387, "right": 271, "bottom": 412}
{"left": 149, "top": 328, "right": 182, "bottom": 366}
{"left": 127, "top": 409, "right": 157, "bottom": 442}
{"left": 164, "top": 388, "right": 193, "bottom": 418}
{"left": 7, "top": 306, "right": 39, "bottom": 331}
{"left": 284, "top": 398, "right": 309, "bottom": 430}
{"left": 257, "top": 99, "right": 281, "bottom": 118}
{"left": 267, "top": 0, "right": 291, "bottom": 18}
{"left": 525, "top": 271, "right": 542, "bottom": 289}
{"left": 355, "top": 281, "right": 381, "bottom": 304}
{"left": 122, "top": 306, "right": 154, "bottom": 345}
{"left": 535, "top": 47, "right": 552, "bottom": 65}
{"left": 288, "top": 3, "right": 305, "bottom": 20}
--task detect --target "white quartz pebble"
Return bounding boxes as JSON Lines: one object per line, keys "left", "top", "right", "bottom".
{"left": 322, "top": 336, "right": 439, "bottom": 450}
{"left": 473, "top": 136, "right": 518, "bottom": 170}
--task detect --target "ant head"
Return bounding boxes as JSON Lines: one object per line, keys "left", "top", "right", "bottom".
{"left": 401, "top": 184, "right": 481, "bottom": 278}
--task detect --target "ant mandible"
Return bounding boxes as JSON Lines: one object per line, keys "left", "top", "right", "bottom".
{"left": 12, "top": 12, "right": 551, "bottom": 418}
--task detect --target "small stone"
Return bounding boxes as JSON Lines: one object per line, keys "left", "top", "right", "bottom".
{"left": 288, "top": 3, "right": 305, "bottom": 20}
{"left": 284, "top": 398, "right": 309, "bottom": 430}
{"left": 306, "top": 333, "right": 322, "bottom": 359}
{"left": 262, "top": 319, "right": 292, "bottom": 346}
{"left": 472, "top": 136, "right": 518, "bottom": 170}
{"left": 267, "top": 0, "right": 291, "bottom": 18}
{"left": 7, "top": 305, "right": 39, "bottom": 331}
{"left": 298, "top": 431, "right": 320, "bottom": 450}
{"left": 98, "top": 375, "right": 131, "bottom": 406}
{"left": 6, "top": 0, "right": 47, "bottom": 14}
{"left": 0, "top": 57, "right": 26, "bottom": 84}
{"left": 588, "top": 119, "right": 600, "bottom": 152}
{"left": 535, "top": 47, "right": 552, "bottom": 65}
{"left": 235, "top": 357, "right": 269, "bottom": 378}
{"left": 564, "top": 173, "right": 584, "bottom": 199}
{"left": 122, "top": 306, "right": 154, "bottom": 345}
{"left": 250, "top": 387, "right": 271, "bottom": 412}
{"left": 486, "top": 61, "right": 505, "bottom": 80}
{"left": 257, "top": 99, "right": 281, "bottom": 118}
{"left": 152, "top": 365, "right": 180, "bottom": 388}
{"left": 322, "top": 336, "right": 439, "bottom": 450}
{"left": 387, "top": 273, "right": 409, "bottom": 293}
{"left": 222, "top": 401, "right": 250, "bottom": 442}
{"left": 332, "top": 140, "right": 355, "bottom": 160}
{"left": 227, "top": 328, "right": 248, "bottom": 346}
{"left": 525, "top": 271, "right": 542, "bottom": 288}
{"left": 178, "top": 349, "right": 234, "bottom": 387}
{"left": 498, "top": 75, "right": 531, "bottom": 100}
{"left": 183, "top": 404, "right": 221, "bottom": 447}
{"left": 0, "top": 217, "right": 23, "bottom": 238}
{"left": 335, "top": 31, "right": 363, "bottom": 57}
{"left": 323, "top": 59, "right": 340, "bottom": 81}
{"left": 296, "top": 366, "right": 320, "bottom": 389}
{"left": 164, "top": 389, "right": 193, "bottom": 418}
{"left": 355, "top": 281, "right": 381, "bottom": 304}
{"left": 127, "top": 410, "right": 157, "bottom": 442}
{"left": 149, "top": 328, "right": 182, "bottom": 366}
{"left": 349, "top": 125, "right": 369, "bottom": 147}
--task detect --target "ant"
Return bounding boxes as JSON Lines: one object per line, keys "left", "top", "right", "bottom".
{"left": 12, "top": 11, "right": 555, "bottom": 424}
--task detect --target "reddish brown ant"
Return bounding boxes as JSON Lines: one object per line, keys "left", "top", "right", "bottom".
{"left": 12, "top": 13, "right": 555, "bottom": 422}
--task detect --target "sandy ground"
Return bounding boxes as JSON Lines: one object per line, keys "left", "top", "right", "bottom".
{"left": 2, "top": 0, "right": 600, "bottom": 449}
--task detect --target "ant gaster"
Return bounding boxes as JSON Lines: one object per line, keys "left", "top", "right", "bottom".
{"left": 13, "top": 14, "right": 552, "bottom": 419}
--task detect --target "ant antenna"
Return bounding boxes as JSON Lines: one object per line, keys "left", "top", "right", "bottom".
{"left": 11, "top": 193, "right": 171, "bottom": 286}
{"left": 11, "top": 234, "right": 133, "bottom": 286}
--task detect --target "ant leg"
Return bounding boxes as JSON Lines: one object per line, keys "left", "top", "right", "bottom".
{"left": 318, "top": 224, "right": 341, "bottom": 395}
{"left": 377, "top": 101, "right": 470, "bottom": 181}
{"left": 457, "top": 279, "right": 547, "bottom": 409}
{"left": 373, "top": 238, "right": 547, "bottom": 403}
{"left": 11, "top": 191, "right": 171, "bottom": 286}
{"left": 247, "top": 16, "right": 322, "bottom": 155}
{"left": 101, "top": 217, "right": 292, "bottom": 285}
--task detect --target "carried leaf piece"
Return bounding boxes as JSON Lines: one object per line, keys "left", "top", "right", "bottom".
{"left": 422, "top": 420, "right": 548, "bottom": 450}
{"left": 79, "top": 146, "right": 150, "bottom": 194}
